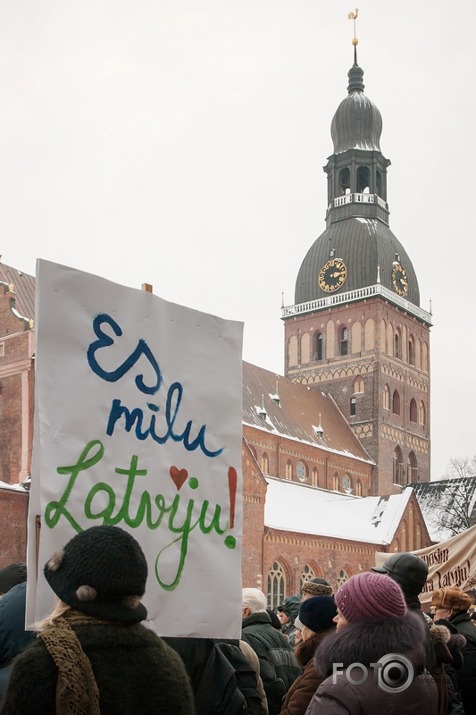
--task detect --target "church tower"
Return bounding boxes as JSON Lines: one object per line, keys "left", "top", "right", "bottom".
{"left": 282, "top": 32, "right": 432, "bottom": 496}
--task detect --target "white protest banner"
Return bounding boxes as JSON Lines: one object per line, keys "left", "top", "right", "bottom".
{"left": 374, "top": 524, "right": 476, "bottom": 604}
{"left": 27, "top": 260, "right": 244, "bottom": 637}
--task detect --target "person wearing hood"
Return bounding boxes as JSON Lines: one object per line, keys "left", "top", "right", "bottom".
{"left": 280, "top": 595, "right": 336, "bottom": 715}
{"left": 305, "top": 572, "right": 438, "bottom": 715}
{"left": 277, "top": 596, "right": 302, "bottom": 646}
{"left": 0, "top": 526, "right": 194, "bottom": 715}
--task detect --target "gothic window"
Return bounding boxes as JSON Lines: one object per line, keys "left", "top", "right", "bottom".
{"left": 383, "top": 384, "right": 390, "bottom": 410}
{"left": 350, "top": 397, "right": 356, "bottom": 416}
{"left": 333, "top": 473, "right": 339, "bottom": 491}
{"left": 392, "top": 390, "right": 400, "bottom": 415}
{"left": 336, "top": 569, "right": 349, "bottom": 589}
{"left": 409, "top": 398, "right": 417, "bottom": 422}
{"left": 408, "top": 336, "right": 415, "bottom": 366}
{"left": 339, "top": 167, "right": 350, "bottom": 194}
{"left": 354, "top": 376, "right": 364, "bottom": 393}
{"left": 419, "top": 401, "right": 427, "bottom": 426}
{"left": 261, "top": 452, "right": 269, "bottom": 474}
{"left": 267, "top": 561, "right": 286, "bottom": 609}
{"left": 285, "top": 460, "right": 293, "bottom": 480}
{"left": 296, "top": 461, "right": 308, "bottom": 482}
{"left": 407, "top": 452, "right": 418, "bottom": 483}
{"left": 315, "top": 332, "right": 323, "bottom": 361}
{"left": 357, "top": 166, "right": 370, "bottom": 193}
{"left": 342, "top": 474, "right": 352, "bottom": 493}
{"left": 394, "top": 329, "right": 401, "bottom": 359}
{"left": 393, "top": 446, "right": 405, "bottom": 486}
{"left": 300, "top": 565, "right": 316, "bottom": 590}
{"left": 355, "top": 480, "right": 362, "bottom": 496}
{"left": 312, "top": 467, "right": 319, "bottom": 486}
{"left": 340, "top": 327, "right": 348, "bottom": 356}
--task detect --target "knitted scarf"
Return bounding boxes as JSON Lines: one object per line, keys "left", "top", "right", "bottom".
{"left": 38, "top": 611, "right": 102, "bottom": 715}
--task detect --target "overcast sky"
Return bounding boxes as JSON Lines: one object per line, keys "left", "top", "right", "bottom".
{"left": 0, "top": 0, "right": 473, "bottom": 480}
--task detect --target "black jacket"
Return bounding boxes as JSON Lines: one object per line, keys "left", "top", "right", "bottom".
{"left": 242, "top": 611, "right": 301, "bottom": 715}
{"left": 448, "top": 611, "right": 476, "bottom": 715}
{"left": 0, "top": 620, "right": 194, "bottom": 714}
{"left": 0, "top": 583, "right": 34, "bottom": 700}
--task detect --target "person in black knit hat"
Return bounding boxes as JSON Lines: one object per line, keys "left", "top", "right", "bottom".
{"left": 0, "top": 526, "right": 194, "bottom": 715}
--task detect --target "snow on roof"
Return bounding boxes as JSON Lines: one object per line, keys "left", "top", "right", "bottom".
{"left": 0, "top": 480, "right": 28, "bottom": 492}
{"left": 264, "top": 478, "right": 413, "bottom": 545}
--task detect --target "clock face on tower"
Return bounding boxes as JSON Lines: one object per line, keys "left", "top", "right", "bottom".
{"left": 392, "top": 263, "right": 408, "bottom": 297}
{"left": 318, "top": 258, "right": 347, "bottom": 292}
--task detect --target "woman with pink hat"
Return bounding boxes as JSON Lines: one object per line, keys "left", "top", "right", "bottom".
{"left": 305, "top": 572, "right": 439, "bottom": 714}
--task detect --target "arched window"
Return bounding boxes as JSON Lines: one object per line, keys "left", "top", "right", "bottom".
{"left": 315, "top": 332, "right": 323, "bottom": 361}
{"left": 333, "top": 473, "right": 339, "bottom": 491}
{"left": 300, "top": 565, "right": 316, "bottom": 590}
{"left": 312, "top": 467, "right": 319, "bottom": 486}
{"left": 357, "top": 166, "right": 370, "bottom": 193}
{"left": 394, "top": 329, "right": 401, "bottom": 359}
{"left": 285, "top": 460, "right": 293, "bottom": 480}
{"left": 408, "top": 336, "right": 415, "bottom": 366}
{"left": 392, "top": 390, "right": 400, "bottom": 415}
{"left": 419, "top": 401, "right": 427, "bottom": 426}
{"left": 407, "top": 452, "right": 418, "bottom": 483}
{"left": 267, "top": 561, "right": 286, "bottom": 609}
{"left": 383, "top": 384, "right": 390, "bottom": 410}
{"left": 355, "top": 480, "right": 362, "bottom": 496}
{"left": 393, "top": 446, "right": 405, "bottom": 485}
{"left": 354, "top": 376, "right": 364, "bottom": 393}
{"left": 409, "top": 398, "right": 417, "bottom": 422}
{"left": 336, "top": 569, "right": 349, "bottom": 589}
{"left": 339, "top": 167, "right": 350, "bottom": 194}
{"left": 261, "top": 452, "right": 269, "bottom": 474}
{"left": 342, "top": 474, "right": 352, "bottom": 493}
{"left": 340, "top": 327, "right": 348, "bottom": 356}
{"left": 296, "top": 461, "right": 308, "bottom": 482}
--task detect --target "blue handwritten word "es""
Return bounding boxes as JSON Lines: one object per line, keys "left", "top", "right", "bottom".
{"left": 87, "top": 313, "right": 224, "bottom": 458}
{"left": 87, "top": 313, "right": 162, "bottom": 395}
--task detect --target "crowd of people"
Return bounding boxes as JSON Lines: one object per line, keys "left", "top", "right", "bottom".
{"left": 0, "top": 526, "right": 475, "bottom": 714}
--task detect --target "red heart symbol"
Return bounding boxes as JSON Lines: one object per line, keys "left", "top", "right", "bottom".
{"left": 170, "top": 466, "right": 188, "bottom": 490}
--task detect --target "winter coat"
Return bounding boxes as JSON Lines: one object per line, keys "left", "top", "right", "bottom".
{"left": 447, "top": 610, "right": 476, "bottom": 715}
{"left": 0, "top": 583, "right": 34, "bottom": 700}
{"left": 242, "top": 611, "right": 302, "bottom": 715}
{"left": 0, "top": 620, "right": 194, "bottom": 715}
{"left": 305, "top": 611, "right": 438, "bottom": 715}
{"left": 280, "top": 631, "right": 330, "bottom": 715}
{"left": 164, "top": 635, "right": 268, "bottom": 715}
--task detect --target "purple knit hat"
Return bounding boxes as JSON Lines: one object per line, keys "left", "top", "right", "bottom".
{"left": 335, "top": 572, "right": 407, "bottom": 623}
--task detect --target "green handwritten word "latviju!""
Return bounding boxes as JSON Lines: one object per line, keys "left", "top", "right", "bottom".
{"left": 44, "top": 439, "right": 237, "bottom": 590}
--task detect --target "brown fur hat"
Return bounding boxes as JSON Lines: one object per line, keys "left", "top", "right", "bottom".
{"left": 431, "top": 587, "right": 472, "bottom": 613}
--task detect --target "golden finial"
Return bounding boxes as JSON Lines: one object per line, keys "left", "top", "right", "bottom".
{"left": 348, "top": 8, "right": 359, "bottom": 46}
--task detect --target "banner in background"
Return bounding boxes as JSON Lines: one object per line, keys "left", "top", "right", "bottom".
{"left": 375, "top": 524, "right": 476, "bottom": 604}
